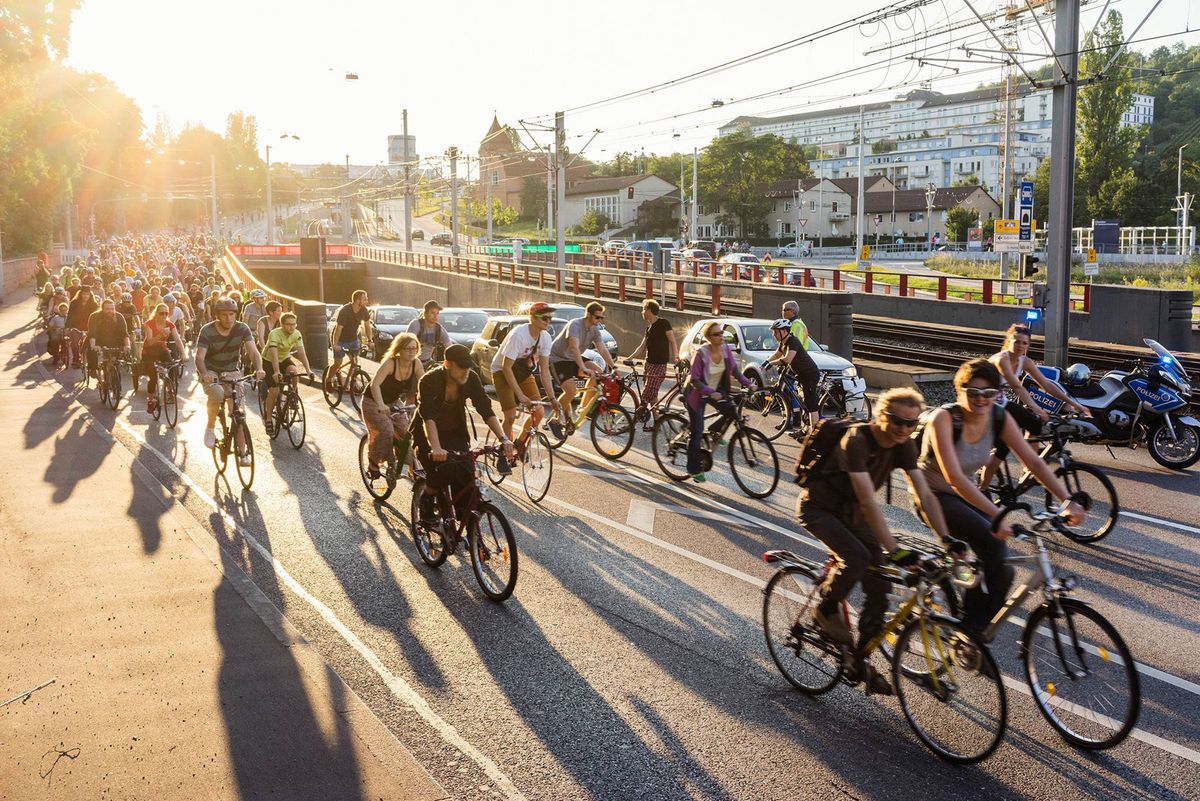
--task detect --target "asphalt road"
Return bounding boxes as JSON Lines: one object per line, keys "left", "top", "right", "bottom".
{"left": 26, "top": 296, "right": 1200, "bottom": 801}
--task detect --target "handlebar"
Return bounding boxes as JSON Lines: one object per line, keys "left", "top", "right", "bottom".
{"left": 989, "top": 498, "right": 1090, "bottom": 538}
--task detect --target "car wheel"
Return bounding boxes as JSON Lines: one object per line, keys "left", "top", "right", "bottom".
{"left": 745, "top": 370, "right": 763, "bottom": 393}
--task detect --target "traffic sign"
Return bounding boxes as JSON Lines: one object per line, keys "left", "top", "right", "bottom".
{"left": 1019, "top": 180, "right": 1034, "bottom": 242}
{"left": 995, "top": 219, "right": 1020, "bottom": 252}
{"left": 1085, "top": 247, "right": 1098, "bottom": 275}
{"left": 1020, "top": 180, "right": 1034, "bottom": 205}
{"left": 798, "top": 219, "right": 808, "bottom": 228}
{"left": 860, "top": 245, "right": 871, "bottom": 260}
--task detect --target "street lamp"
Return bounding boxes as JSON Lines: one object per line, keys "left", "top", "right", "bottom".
{"left": 815, "top": 137, "right": 824, "bottom": 252}
{"left": 1178, "top": 144, "right": 1189, "bottom": 254}
{"left": 265, "top": 133, "right": 300, "bottom": 245}
{"left": 925, "top": 182, "right": 937, "bottom": 251}
{"left": 890, "top": 156, "right": 902, "bottom": 244}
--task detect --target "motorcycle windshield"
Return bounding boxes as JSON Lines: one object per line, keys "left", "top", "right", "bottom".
{"left": 1144, "top": 338, "right": 1189, "bottom": 380}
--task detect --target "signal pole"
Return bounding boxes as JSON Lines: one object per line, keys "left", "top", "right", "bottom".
{"left": 449, "top": 146, "right": 460, "bottom": 257}
{"left": 403, "top": 109, "right": 413, "bottom": 248}
{"left": 555, "top": 111, "right": 566, "bottom": 270}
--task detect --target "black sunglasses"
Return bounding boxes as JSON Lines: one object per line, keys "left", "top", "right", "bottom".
{"left": 886, "top": 412, "right": 920, "bottom": 428}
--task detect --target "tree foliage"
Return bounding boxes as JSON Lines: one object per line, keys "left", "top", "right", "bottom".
{"left": 518, "top": 175, "right": 546, "bottom": 221}
{"left": 945, "top": 205, "right": 979, "bottom": 243}
{"left": 696, "top": 130, "right": 811, "bottom": 237}
{"left": 571, "top": 208, "right": 610, "bottom": 236}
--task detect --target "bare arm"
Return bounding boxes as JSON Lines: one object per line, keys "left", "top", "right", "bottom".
{"left": 997, "top": 352, "right": 1046, "bottom": 420}
{"left": 369, "top": 359, "right": 391, "bottom": 406}
{"left": 904, "top": 469, "right": 951, "bottom": 542}
{"left": 848, "top": 472, "right": 899, "bottom": 552}
{"left": 1024, "top": 358, "right": 1090, "bottom": 415}
{"left": 666, "top": 330, "right": 678, "bottom": 363}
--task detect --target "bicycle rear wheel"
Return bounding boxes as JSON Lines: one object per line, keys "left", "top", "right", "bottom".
{"left": 651, "top": 412, "right": 691, "bottom": 481}
{"left": 151, "top": 374, "right": 163, "bottom": 421}
{"left": 234, "top": 419, "right": 255, "bottom": 490}
{"left": 286, "top": 394, "right": 306, "bottom": 449}
{"left": 743, "top": 388, "right": 793, "bottom": 442}
{"left": 893, "top": 616, "right": 1006, "bottom": 764}
{"left": 163, "top": 376, "right": 178, "bottom": 428}
{"left": 763, "top": 566, "right": 843, "bottom": 694}
{"left": 409, "top": 478, "right": 448, "bottom": 567}
{"left": 521, "top": 431, "right": 553, "bottom": 504}
{"left": 348, "top": 368, "right": 370, "bottom": 412}
{"left": 212, "top": 414, "right": 229, "bottom": 475}
{"left": 359, "top": 434, "right": 396, "bottom": 501}
{"left": 1022, "top": 598, "right": 1139, "bottom": 750}
{"left": 323, "top": 365, "right": 344, "bottom": 408}
{"left": 590, "top": 402, "right": 634, "bottom": 460}
{"left": 469, "top": 501, "right": 518, "bottom": 601}
{"left": 1043, "top": 464, "right": 1119, "bottom": 544}
{"left": 108, "top": 364, "right": 122, "bottom": 410}
{"left": 728, "top": 428, "right": 779, "bottom": 499}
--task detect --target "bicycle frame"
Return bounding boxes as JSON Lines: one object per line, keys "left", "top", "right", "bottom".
{"left": 981, "top": 533, "right": 1064, "bottom": 644}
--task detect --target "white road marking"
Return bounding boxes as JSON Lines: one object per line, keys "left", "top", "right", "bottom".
{"left": 625, "top": 498, "right": 749, "bottom": 532}
{"left": 1122, "top": 510, "right": 1200, "bottom": 536}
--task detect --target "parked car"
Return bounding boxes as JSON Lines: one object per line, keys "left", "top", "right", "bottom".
{"left": 678, "top": 317, "right": 867, "bottom": 414}
{"left": 470, "top": 316, "right": 608, "bottom": 386}
{"left": 364, "top": 305, "right": 419, "bottom": 359}
{"left": 513, "top": 302, "right": 618, "bottom": 359}
{"left": 430, "top": 232, "right": 453, "bottom": 247}
{"left": 410, "top": 229, "right": 424, "bottom": 240}
{"left": 437, "top": 307, "right": 493, "bottom": 347}
{"left": 718, "top": 252, "right": 763, "bottom": 280}
{"left": 669, "top": 248, "right": 716, "bottom": 274}
{"left": 688, "top": 240, "right": 718, "bottom": 259}
{"left": 596, "top": 239, "right": 628, "bottom": 254}
{"left": 776, "top": 241, "right": 813, "bottom": 258}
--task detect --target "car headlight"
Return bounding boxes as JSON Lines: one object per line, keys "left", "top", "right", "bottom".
{"left": 378, "top": 332, "right": 393, "bottom": 341}
{"left": 842, "top": 366, "right": 858, "bottom": 378}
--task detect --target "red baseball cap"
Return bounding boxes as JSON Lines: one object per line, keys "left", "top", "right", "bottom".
{"left": 528, "top": 301, "right": 555, "bottom": 316}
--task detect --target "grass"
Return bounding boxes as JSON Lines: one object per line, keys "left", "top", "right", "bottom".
{"left": 925, "top": 255, "right": 1200, "bottom": 302}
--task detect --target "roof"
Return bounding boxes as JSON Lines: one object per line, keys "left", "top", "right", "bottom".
{"left": 565, "top": 175, "right": 667, "bottom": 196}
{"left": 860, "top": 186, "right": 998, "bottom": 214}
{"left": 759, "top": 176, "right": 888, "bottom": 199}
{"left": 480, "top": 115, "right": 518, "bottom": 156}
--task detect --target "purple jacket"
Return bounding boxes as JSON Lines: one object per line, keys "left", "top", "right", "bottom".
{"left": 685, "top": 343, "right": 751, "bottom": 411}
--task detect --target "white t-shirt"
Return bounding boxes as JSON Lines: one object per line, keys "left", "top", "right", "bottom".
{"left": 167, "top": 306, "right": 186, "bottom": 327}
{"left": 490, "top": 323, "right": 552, "bottom": 374}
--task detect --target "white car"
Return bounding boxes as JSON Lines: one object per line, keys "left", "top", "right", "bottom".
{"left": 718, "top": 252, "right": 763, "bottom": 279}
{"left": 678, "top": 318, "right": 869, "bottom": 416}
{"left": 776, "top": 242, "right": 813, "bottom": 258}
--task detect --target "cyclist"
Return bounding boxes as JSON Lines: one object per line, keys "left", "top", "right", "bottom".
{"left": 256, "top": 300, "right": 283, "bottom": 347}
{"left": 362, "top": 332, "right": 422, "bottom": 477}
{"left": 141, "top": 303, "right": 185, "bottom": 415}
{"left": 406, "top": 300, "right": 450, "bottom": 366}
{"left": 241, "top": 289, "right": 269, "bottom": 341}
{"left": 412, "top": 344, "right": 514, "bottom": 522}
{"left": 489, "top": 301, "right": 560, "bottom": 475}
{"left": 196, "top": 298, "right": 265, "bottom": 464}
{"left": 85, "top": 298, "right": 129, "bottom": 378}
{"left": 797, "top": 388, "right": 952, "bottom": 694}
{"left": 914, "top": 358, "right": 1086, "bottom": 635}
{"left": 763, "top": 317, "right": 820, "bottom": 432}
{"left": 261, "top": 312, "right": 314, "bottom": 436}
{"left": 684, "top": 321, "right": 754, "bottom": 483}
{"left": 547, "top": 301, "right": 615, "bottom": 440}
{"left": 164, "top": 293, "right": 190, "bottom": 343}
{"left": 625, "top": 299, "right": 678, "bottom": 429}
{"left": 47, "top": 302, "right": 67, "bottom": 362}
{"left": 327, "top": 289, "right": 370, "bottom": 391}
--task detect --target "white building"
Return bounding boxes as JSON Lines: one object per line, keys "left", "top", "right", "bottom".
{"left": 561, "top": 175, "right": 677, "bottom": 231}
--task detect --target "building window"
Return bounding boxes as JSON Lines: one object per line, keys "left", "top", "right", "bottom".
{"left": 809, "top": 200, "right": 816, "bottom": 212}
{"left": 831, "top": 201, "right": 838, "bottom": 212}
{"left": 585, "top": 194, "right": 619, "bottom": 222}
{"left": 784, "top": 201, "right": 792, "bottom": 211}
{"left": 909, "top": 211, "right": 925, "bottom": 222}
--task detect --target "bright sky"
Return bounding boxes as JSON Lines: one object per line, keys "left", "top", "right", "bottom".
{"left": 66, "top": 0, "right": 1197, "bottom": 171}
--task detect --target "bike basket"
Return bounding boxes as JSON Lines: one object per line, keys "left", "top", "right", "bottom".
{"left": 601, "top": 375, "right": 621, "bottom": 404}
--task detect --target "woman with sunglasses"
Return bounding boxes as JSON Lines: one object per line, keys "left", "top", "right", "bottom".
{"left": 362, "top": 332, "right": 423, "bottom": 478}
{"left": 916, "top": 358, "right": 1086, "bottom": 634}
{"left": 684, "top": 322, "right": 754, "bottom": 482}
{"left": 141, "top": 302, "right": 185, "bottom": 415}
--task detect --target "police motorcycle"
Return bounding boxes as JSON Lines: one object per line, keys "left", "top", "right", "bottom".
{"left": 1021, "top": 338, "right": 1199, "bottom": 470}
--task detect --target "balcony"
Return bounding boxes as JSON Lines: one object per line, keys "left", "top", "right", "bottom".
{"left": 829, "top": 212, "right": 850, "bottom": 221}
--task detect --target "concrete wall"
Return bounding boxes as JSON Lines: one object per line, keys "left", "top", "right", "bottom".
{"left": 242, "top": 261, "right": 367, "bottom": 305}
{"left": 3, "top": 254, "right": 59, "bottom": 298}
{"left": 751, "top": 286, "right": 854, "bottom": 360}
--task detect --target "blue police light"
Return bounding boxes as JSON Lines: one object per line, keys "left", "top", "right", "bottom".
{"left": 1025, "top": 309, "right": 1041, "bottom": 321}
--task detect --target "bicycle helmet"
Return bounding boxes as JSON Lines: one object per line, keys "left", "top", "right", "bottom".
{"left": 120, "top": 292, "right": 132, "bottom": 302}
{"left": 213, "top": 298, "right": 239, "bottom": 313}
{"left": 1063, "top": 363, "right": 1091, "bottom": 386}
{"left": 770, "top": 318, "right": 791, "bottom": 331}
{"left": 250, "top": 289, "right": 267, "bottom": 300}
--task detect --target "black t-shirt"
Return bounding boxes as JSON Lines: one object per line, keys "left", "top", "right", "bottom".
{"left": 335, "top": 303, "right": 369, "bottom": 341}
{"left": 86, "top": 310, "right": 129, "bottom": 348}
{"left": 645, "top": 317, "right": 672, "bottom": 365}
{"left": 777, "top": 333, "right": 818, "bottom": 377}
{"left": 801, "top": 425, "right": 917, "bottom": 518}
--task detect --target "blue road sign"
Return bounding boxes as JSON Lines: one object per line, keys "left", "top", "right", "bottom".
{"left": 1020, "top": 180, "right": 1034, "bottom": 206}
{"left": 1019, "top": 180, "right": 1034, "bottom": 240}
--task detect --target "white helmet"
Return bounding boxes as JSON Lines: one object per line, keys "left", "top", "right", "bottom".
{"left": 1063, "top": 363, "right": 1091, "bottom": 386}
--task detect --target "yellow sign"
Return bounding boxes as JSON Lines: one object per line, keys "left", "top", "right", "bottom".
{"left": 995, "top": 219, "right": 1019, "bottom": 235}
{"left": 860, "top": 245, "right": 870, "bottom": 260}
{"left": 1087, "top": 247, "right": 1097, "bottom": 262}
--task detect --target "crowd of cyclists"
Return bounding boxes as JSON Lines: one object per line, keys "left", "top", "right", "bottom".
{"left": 32, "top": 233, "right": 1122, "bottom": 761}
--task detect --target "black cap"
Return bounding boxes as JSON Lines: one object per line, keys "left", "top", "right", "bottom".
{"left": 444, "top": 343, "right": 473, "bottom": 369}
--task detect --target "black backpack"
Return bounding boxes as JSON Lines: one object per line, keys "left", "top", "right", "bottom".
{"left": 793, "top": 417, "right": 863, "bottom": 486}
{"left": 911, "top": 402, "right": 1007, "bottom": 453}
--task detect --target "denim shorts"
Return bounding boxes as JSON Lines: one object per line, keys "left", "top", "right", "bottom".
{"left": 332, "top": 341, "right": 359, "bottom": 357}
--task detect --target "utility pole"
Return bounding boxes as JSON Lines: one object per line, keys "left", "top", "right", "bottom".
{"left": 403, "top": 109, "right": 413, "bottom": 248}
{"left": 691, "top": 147, "right": 698, "bottom": 239}
{"left": 545, "top": 163, "right": 554, "bottom": 240}
{"left": 449, "top": 146, "right": 460, "bottom": 257}
{"left": 210, "top": 155, "right": 219, "bottom": 239}
{"left": 555, "top": 111, "right": 566, "bottom": 270}
{"left": 1044, "top": 0, "right": 1081, "bottom": 369}
{"left": 486, "top": 164, "right": 494, "bottom": 244}
{"left": 265, "top": 144, "right": 274, "bottom": 246}
{"left": 65, "top": 197, "right": 74, "bottom": 250}
{"left": 855, "top": 106, "right": 866, "bottom": 266}
{"left": 1178, "top": 144, "right": 1189, "bottom": 254}
{"left": 925, "top": 182, "right": 936, "bottom": 252}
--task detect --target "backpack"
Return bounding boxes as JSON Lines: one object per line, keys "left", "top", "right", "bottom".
{"left": 793, "top": 417, "right": 863, "bottom": 486}
{"left": 911, "top": 402, "right": 1006, "bottom": 454}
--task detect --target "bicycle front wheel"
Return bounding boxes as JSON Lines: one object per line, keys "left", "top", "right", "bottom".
{"left": 163, "top": 375, "right": 178, "bottom": 428}
{"left": 409, "top": 478, "right": 447, "bottom": 567}
{"left": 359, "top": 434, "right": 396, "bottom": 502}
{"left": 651, "top": 411, "right": 691, "bottom": 481}
{"left": 590, "top": 402, "right": 634, "bottom": 460}
{"left": 234, "top": 419, "right": 255, "bottom": 490}
{"left": 893, "top": 616, "right": 1006, "bottom": 764}
{"left": 109, "top": 364, "right": 122, "bottom": 409}
{"left": 322, "top": 365, "right": 344, "bottom": 408}
{"left": 521, "top": 431, "right": 554, "bottom": 504}
{"left": 1044, "top": 464, "right": 1119, "bottom": 544}
{"left": 1022, "top": 598, "right": 1140, "bottom": 750}
{"left": 728, "top": 428, "right": 779, "bottom": 499}
{"left": 151, "top": 375, "right": 163, "bottom": 421}
{"left": 287, "top": 395, "right": 306, "bottom": 449}
{"left": 469, "top": 501, "right": 518, "bottom": 601}
{"left": 743, "top": 388, "right": 793, "bottom": 442}
{"left": 212, "top": 414, "right": 229, "bottom": 475}
{"left": 480, "top": 429, "right": 506, "bottom": 485}
{"left": 763, "top": 566, "right": 843, "bottom": 694}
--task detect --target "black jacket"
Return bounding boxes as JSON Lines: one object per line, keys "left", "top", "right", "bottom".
{"left": 412, "top": 365, "right": 496, "bottom": 452}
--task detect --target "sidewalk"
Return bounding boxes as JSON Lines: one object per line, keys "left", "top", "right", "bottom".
{"left": 0, "top": 289, "right": 446, "bottom": 800}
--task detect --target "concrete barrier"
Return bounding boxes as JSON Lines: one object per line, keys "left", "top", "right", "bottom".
{"left": 3, "top": 254, "right": 59, "bottom": 299}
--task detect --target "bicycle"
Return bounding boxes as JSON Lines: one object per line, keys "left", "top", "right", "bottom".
{"left": 744, "top": 370, "right": 873, "bottom": 442}
{"left": 410, "top": 445, "right": 518, "bottom": 601}
{"left": 651, "top": 392, "right": 780, "bottom": 498}
{"left": 95, "top": 347, "right": 126, "bottom": 410}
{"left": 985, "top": 415, "right": 1119, "bottom": 544}
{"left": 616, "top": 358, "right": 689, "bottom": 431}
{"left": 269, "top": 370, "right": 311, "bottom": 449}
{"left": 544, "top": 371, "right": 635, "bottom": 460}
{"left": 762, "top": 539, "right": 1006, "bottom": 764}
{"left": 982, "top": 502, "right": 1140, "bottom": 750}
{"left": 358, "top": 403, "right": 416, "bottom": 501}
{"left": 59, "top": 328, "right": 85, "bottom": 374}
{"left": 150, "top": 358, "right": 183, "bottom": 428}
{"left": 323, "top": 347, "right": 370, "bottom": 411}
{"left": 482, "top": 401, "right": 554, "bottom": 503}
{"left": 211, "top": 374, "right": 257, "bottom": 490}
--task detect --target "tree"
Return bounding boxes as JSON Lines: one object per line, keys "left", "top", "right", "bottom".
{"left": 696, "top": 130, "right": 811, "bottom": 236}
{"left": 1032, "top": 156, "right": 1051, "bottom": 229}
{"left": 945, "top": 205, "right": 979, "bottom": 243}
{"left": 518, "top": 175, "right": 546, "bottom": 221}
{"left": 573, "top": 208, "right": 610, "bottom": 236}
{"left": 595, "top": 151, "right": 637, "bottom": 177}
{"left": 871, "top": 139, "right": 897, "bottom": 154}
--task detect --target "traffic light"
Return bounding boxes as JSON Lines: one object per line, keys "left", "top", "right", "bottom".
{"left": 627, "top": 186, "right": 635, "bottom": 200}
{"left": 1020, "top": 254, "right": 1040, "bottom": 278}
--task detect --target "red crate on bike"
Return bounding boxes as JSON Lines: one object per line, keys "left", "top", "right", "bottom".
{"left": 601, "top": 375, "right": 621, "bottom": 404}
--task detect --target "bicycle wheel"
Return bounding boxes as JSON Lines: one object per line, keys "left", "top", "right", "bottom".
{"left": 728, "top": 428, "right": 779, "bottom": 499}
{"left": 234, "top": 419, "right": 255, "bottom": 490}
{"left": 323, "top": 365, "right": 344, "bottom": 408}
{"left": 409, "top": 478, "right": 448, "bottom": 567}
{"left": 763, "top": 566, "right": 843, "bottom": 694}
{"left": 257, "top": 379, "right": 268, "bottom": 417}
{"left": 286, "top": 394, "right": 306, "bottom": 449}
{"left": 359, "top": 434, "right": 396, "bottom": 501}
{"left": 521, "top": 430, "right": 553, "bottom": 504}
{"left": 651, "top": 411, "right": 691, "bottom": 482}
{"left": 267, "top": 396, "right": 283, "bottom": 440}
{"left": 469, "top": 501, "right": 518, "bottom": 601}
{"left": 107, "top": 364, "right": 121, "bottom": 410}
{"left": 743, "top": 388, "right": 793, "bottom": 442}
{"left": 589, "top": 402, "right": 634, "bottom": 460}
{"left": 212, "top": 414, "right": 229, "bottom": 475}
{"left": 151, "top": 375, "right": 163, "bottom": 420}
{"left": 348, "top": 368, "right": 370, "bottom": 412}
{"left": 1043, "top": 464, "right": 1119, "bottom": 544}
{"left": 163, "top": 376, "right": 179, "bottom": 428}
{"left": 97, "top": 362, "right": 109, "bottom": 405}
{"left": 1022, "top": 598, "right": 1139, "bottom": 750}
{"left": 480, "top": 429, "right": 506, "bottom": 485}
{"left": 892, "top": 616, "right": 1006, "bottom": 764}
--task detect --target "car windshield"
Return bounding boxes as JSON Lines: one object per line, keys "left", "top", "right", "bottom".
{"left": 555, "top": 307, "right": 585, "bottom": 321}
{"left": 440, "top": 311, "right": 489, "bottom": 334}
{"left": 375, "top": 308, "right": 417, "bottom": 326}
{"left": 740, "top": 325, "right": 775, "bottom": 351}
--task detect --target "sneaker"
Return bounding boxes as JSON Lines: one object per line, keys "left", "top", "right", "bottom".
{"left": 366, "top": 466, "right": 381, "bottom": 480}
{"left": 855, "top": 662, "right": 894, "bottom": 696}
{"left": 264, "top": 420, "right": 275, "bottom": 436}
{"left": 238, "top": 453, "right": 252, "bottom": 467}
{"left": 418, "top": 492, "right": 437, "bottom": 522}
{"left": 203, "top": 428, "right": 216, "bottom": 449}
{"left": 691, "top": 473, "right": 707, "bottom": 483}
{"left": 812, "top": 606, "right": 853, "bottom": 646}
{"left": 547, "top": 419, "right": 565, "bottom": 440}
{"left": 496, "top": 454, "right": 513, "bottom": 476}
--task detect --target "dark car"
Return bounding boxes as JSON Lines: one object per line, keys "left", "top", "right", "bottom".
{"left": 430, "top": 232, "right": 452, "bottom": 247}
{"left": 365, "top": 305, "right": 419, "bottom": 359}
{"left": 410, "top": 229, "right": 424, "bottom": 240}
{"left": 470, "top": 316, "right": 608, "bottom": 386}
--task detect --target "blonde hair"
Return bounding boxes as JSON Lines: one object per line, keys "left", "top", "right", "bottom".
{"left": 877, "top": 387, "right": 924, "bottom": 419}
{"left": 383, "top": 331, "right": 419, "bottom": 361}
{"left": 1002, "top": 323, "right": 1032, "bottom": 349}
